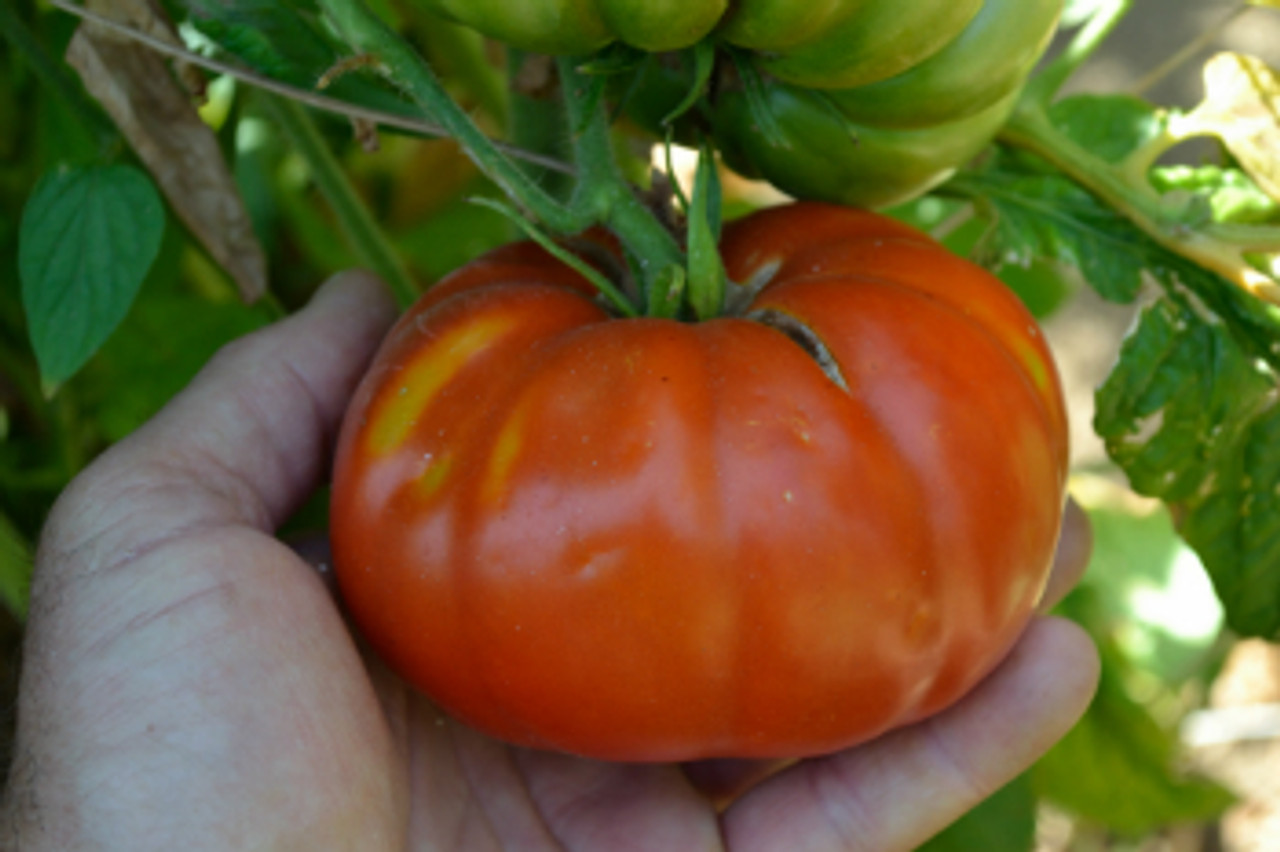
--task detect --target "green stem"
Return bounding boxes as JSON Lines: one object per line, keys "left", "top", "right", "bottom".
{"left": 557, "top": 57, "right": 685, "bottom": 307}
{"left": 506, "top": 49, "right": 574, "bottom": 201}
{"left": 318, "top": 0, "right": 587, "bottom": 234}
{"left": 1023, "top": 0, "right": 1133, "bottom": 106}
{"left": 0, "top": 0, "right": 119, "bottom": 154}
{"left": 999, "top": 106, "right": 1280, "bottom": 302}
{"left": 263, "top": 94, "right": 419, "bottom": 308}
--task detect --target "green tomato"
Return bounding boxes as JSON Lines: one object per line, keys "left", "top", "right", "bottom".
{"left": 713, "top": 87, "right": 1022, "bottom": 210}
{"left": 618, "top": 0, "right": 1062, "bottom": 208}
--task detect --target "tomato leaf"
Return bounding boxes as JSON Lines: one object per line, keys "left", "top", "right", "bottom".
{"left": 1096, "top": 294, "right": 1280, "bottom": 638}
{"left": 19, "top": 163, "right": 164, "bottom": 389}
{"left": 1049, "top": 94, "right": 1169, "bottom": 164}
{"left": 181, "top": 0, "right": 417, "bottom": 120}
{"left": 950, "top": 163, "right": 1148, "bottom": 304}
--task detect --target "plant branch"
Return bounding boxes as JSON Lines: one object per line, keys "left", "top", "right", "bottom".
{"left": 262, "top": 94, "right": 420, "bottom": 307}
{"left": 999, "top": 107, "right": 1280, "bottom": 304}
{"left": 557, "top": 57, "right": 685, "bottom": 306}
{"left": 44, "top": 0, "right": 573, "bottom": 176}
{"left": 318, "top": 0, "right": 588, "bottom": 233}
{"left": 1128, "top": 2, "right": 1252, "bottom": 96}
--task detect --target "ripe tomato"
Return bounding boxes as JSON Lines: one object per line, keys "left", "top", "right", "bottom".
{"left": 330, "top": 202, "right": 1069, "bottom": 761}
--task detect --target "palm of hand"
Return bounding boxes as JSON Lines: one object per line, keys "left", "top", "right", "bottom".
{"left": 4, "top": 273, "right": 1097, "bottom": 851}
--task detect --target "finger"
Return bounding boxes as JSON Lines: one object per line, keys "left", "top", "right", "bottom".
{"left": 721, "top": 616, "right": 1099, "bottom": 852}
{"left": 1040, "top": 496, "right": 1093, "bottom": 613}
{"left": 680, "top": 758, "right": 793, "bottom": 810}
{"left": 43, "top": 270, "right": 398, "bottom": 568}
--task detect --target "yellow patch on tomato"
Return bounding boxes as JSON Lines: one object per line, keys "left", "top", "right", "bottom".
{"left": 365, "top": 315, "right": 517, "bottom": 455}
{"left": 481, "top": 403, "right": 529, "bottom": 506}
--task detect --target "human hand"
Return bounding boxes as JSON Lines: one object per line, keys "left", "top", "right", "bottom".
{"left": 2, "top": 271, "right": 1099, "bottom": 851}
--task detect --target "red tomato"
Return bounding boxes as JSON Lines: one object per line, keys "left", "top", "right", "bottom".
{"left": 330, "top": 201, "right": 1069, "bottom": 761}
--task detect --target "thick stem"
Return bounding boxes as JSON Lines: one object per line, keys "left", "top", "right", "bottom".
{"left": 263, "top": 95, "right": 419, "bottom": 308}
{"left": 319, "top": 0, "right": 588, "bottom": 234}
{"left": 557, "top": 57, "right": 686, "bottom": 307}
{"left": 999, "top": 106, "right": 1280, "bottom": 303}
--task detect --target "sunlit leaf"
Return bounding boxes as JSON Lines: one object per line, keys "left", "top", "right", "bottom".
{"left": 1190, "top": 52, "right": 1280, "bottom": 203}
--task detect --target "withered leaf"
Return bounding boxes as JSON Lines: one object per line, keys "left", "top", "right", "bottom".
{"left": 66, "top": 0, "right": 267, "bottom": 301}
{"left": 1194, "top": 52, "right": 1280, "bottom": 204}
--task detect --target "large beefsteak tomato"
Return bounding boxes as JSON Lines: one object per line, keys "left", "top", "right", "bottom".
{"left": 330, "top": 202, "right": 1069, "bottom": 761}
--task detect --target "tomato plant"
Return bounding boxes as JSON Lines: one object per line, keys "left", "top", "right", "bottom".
{"left": 8, "top": 0, "right": 1280, "bottom": 841}
{"left": 330, "top": 202, "right": 1069, "bottom": 760}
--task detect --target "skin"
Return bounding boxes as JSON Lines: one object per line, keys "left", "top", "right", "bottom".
{"left": 0, "top": 270, "right": 1099, "bottom": 851}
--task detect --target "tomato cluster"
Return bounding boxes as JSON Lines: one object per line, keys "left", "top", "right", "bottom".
{"left": 415, "top": 0, "right": 1062, "bottom": 207}
{"left": 331, "top": 203, "right": 1069, "bottom": 761}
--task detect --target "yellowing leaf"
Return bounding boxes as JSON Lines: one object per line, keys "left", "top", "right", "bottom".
{"left": 1193, "top": 52, "right": 1280, "bottom": 203}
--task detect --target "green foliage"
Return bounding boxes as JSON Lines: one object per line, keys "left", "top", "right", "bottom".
{"left": 19, "top": 164, "right": 165, "bottom": 388}
{"left": 1096, "top": 296, "right": 1280, "bottom": 637}
{"left": 1034, "top": 600, "right": 1235, "bottom": 835}
{"left": 919, "top": 776, "right": 1036, "bottom": 851}
{"left": 0, "top": 510, "right": 32, "bottom": 619}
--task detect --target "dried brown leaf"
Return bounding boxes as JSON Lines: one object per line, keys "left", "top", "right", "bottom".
{"left": 66, "top": 2, "right": 267, "bottom": 301}
{"left": 1195, "top": 52, "right": 1280, "bottom": 203}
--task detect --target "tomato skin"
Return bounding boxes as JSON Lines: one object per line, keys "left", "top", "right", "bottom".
{"left": 330, "top": 202, "right": 1069, "bottom": 761}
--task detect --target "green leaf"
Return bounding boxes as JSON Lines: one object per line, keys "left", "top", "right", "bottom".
{"left": 1153, "top": 164, "right": 1280, "bottom": 225}
{"left": 0, "top": 510, "right": 32, "bottom": 619}
{"left": 19, "top": 164, "right": 164, "bottom": 388}
{"left": 949, "top": 162, "right": 1148, "bottom": 303}
{"left": 918, "top": 776, "right": 1036, "bottom": 852}
{"left": 1049, "top": 95, "right": 1169, "bottom": 164}
{"left": 686, "top": 144, "right": 726, "bottom": 320}
{"left": 1096, "top": 295, "right": 1280, "bottom": 637}
{"left": 1033, "top": 613, "right": 1235, "bottom": 835}
{"left": 184, "top": 0, "right": 416, "bottom": 120}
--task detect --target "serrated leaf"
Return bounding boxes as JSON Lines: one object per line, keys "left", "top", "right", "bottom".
{"left": 183, "top": 0, "right": 418, "bottom": 120}
{"left": 1032, "top": 624, "right": 1235, "bottom": 835}
{"left": 951, "top": 164, "right": 1148, "bottom": 303}
{"left": 0, "top": 510, "right": 32, "bottom": 619}
{"left": 1096, "top": 295, "right": 1280, "bottom": 636}
{"left": 19, "top": 164, "right": 164, "bottom": 387}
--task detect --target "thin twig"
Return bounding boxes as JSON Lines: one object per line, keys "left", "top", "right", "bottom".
{"left": 1128, "top": 2, "right": 1252, "bottom": 97}
{"left": 45, "top": 0, "right": 575, "bottom": 175}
